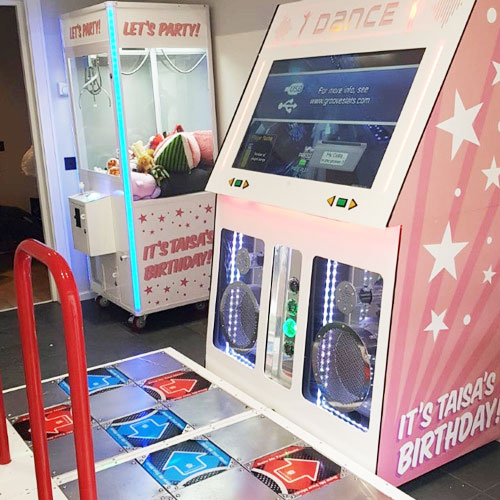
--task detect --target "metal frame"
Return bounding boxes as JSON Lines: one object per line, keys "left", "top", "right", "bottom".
{"left": 0, "top": 240, "right": 97, "bottom": 500}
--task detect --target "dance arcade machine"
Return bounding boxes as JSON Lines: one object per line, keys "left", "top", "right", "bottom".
{"left": 206, "top": 0, "right": 500, "bottom": 486}
{"left": 61, "top": 2, "right": 217, "bottom": 329}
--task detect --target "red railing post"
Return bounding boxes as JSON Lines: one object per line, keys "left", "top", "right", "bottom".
{"left": 0, "top": 370, "right": 11, "bottom": 465}
{"left": 9, "top": 239, "right": 97, "bottom": 500}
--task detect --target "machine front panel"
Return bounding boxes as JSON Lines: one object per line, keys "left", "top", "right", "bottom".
{"left": 206, "top": 196, "right": 400, "bottom": 471}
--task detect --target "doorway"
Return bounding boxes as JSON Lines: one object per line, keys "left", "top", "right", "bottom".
{"left": 0, "top": 5, "right": 51, "bottom": 310}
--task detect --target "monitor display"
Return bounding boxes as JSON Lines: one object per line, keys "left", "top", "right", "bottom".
{"left": 232, "top": 49, "right": 425, "bottom": 189}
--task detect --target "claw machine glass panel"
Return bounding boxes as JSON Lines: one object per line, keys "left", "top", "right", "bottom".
{"left": 62, "top": 2, "right": 217, "bottom": 330}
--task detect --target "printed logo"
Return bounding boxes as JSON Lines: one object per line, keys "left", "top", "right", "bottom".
{"left": 285, "top": 83, "right": 304, "bottom": 96}
{"left": 278, "top": 99, "right": 298, "bottom": 114}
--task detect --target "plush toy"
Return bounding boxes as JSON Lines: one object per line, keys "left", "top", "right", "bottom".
{"left": 106, "top": 158, "right": 120, "bottom": 176}
{"left": 130, "top": 141, "right": 155, "bottom": 174}
{"left": 131, "top": 171, "right": 161, "bottom": 200}
{"left": 192, "top": 130, "right": 214, "bottom": 166}
{"left": 153, "top": 125, "right": 213, "bottom": 173}
{"left": 147, "top": 132, "right": 166, "bottom": 152}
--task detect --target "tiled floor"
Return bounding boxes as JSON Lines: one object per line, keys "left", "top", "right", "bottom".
{"left": 0, "top": 300, "right": 499, "bottom": 499}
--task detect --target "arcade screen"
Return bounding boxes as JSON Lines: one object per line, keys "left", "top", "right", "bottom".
{"left": 233, "top": 49, "right": 425, "bottom": 189}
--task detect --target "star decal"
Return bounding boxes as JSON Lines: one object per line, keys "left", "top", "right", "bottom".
{"left": 204, "top": 205, "right": 213, "bottom": 213}
{"left": 180, "top": 278, "right": 189, "bottom": 287}
{"left": 159, "top": 215, "right": 165, "bottom": 222}
{"left": 492, "top": 61, "right": 500, "bottom": 86}
{"left": 176, "top": 209, "right": 184, "bottom": 217}
{"left": 145, "top": 286, "right": 153, "bottom": 295}
{"left": 423, "top": 222, "right": 468, "bottom": 281}
{"left": 424, "top": 309, "right": 449, "bottom": 342}
{"left": 482, "top": 157, "right": 500, "bottom": 190}
{"left": 436, "top": 90, "right": 483, "bottom": 159}
{"left": 163, "top": 285, "right": 170, "bottom": 293}
{"left": 483, "top": 265, "right": 496, "bottom": 284}
{"left": 139, "top": 214, "right": 147, "bottom": 223}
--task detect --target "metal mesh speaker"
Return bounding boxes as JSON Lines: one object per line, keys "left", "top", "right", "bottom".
{"left": 220, "top": 281, "right": 259, "bottom": 353}
{"left": 311, "top": 321, "right": 371, "bottom": 412}
{"left": 334, "top": 281, "right": 357, "bottom": 314}
{"left": 236, "top": 248, "right": 251, "bottom": 275}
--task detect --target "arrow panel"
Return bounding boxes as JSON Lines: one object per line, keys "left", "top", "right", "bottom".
{"left": 142, "top": 370, "right": 211, "bottom": 402}
{"left": 140, "top": 438, "right": 232, "bottom": 491}
{"left": 13, "top": 404, "right": 74, "bottom": 442}
{"left": 250, "top": 444, "right": 342, "bottom": 497}
{"left": 106, "top": 407, "right": 187, "bottom": 449}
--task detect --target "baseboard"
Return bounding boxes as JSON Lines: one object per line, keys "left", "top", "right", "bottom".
{"left": 79, "top": 290, "right": 96, "bottom": 301}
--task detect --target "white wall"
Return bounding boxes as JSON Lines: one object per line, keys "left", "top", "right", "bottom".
{"left": 39, "top": 0, "right": 297, "bottom": 296}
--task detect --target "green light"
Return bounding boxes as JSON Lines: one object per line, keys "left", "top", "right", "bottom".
{"left": 283, "top": 318, "right": 297, "bottom": 338}
{"left": 287, "top": 299, "right": 298, "bottom": 316}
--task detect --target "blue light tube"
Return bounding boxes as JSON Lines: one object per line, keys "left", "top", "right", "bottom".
{"left": 107, "top": 6, "right": 141, "bottom": 312}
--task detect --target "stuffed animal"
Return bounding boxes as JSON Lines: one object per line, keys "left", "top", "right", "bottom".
{"left": 131, "top": 171, "right": 161, "bottom": 200}
{"left": 147, "top": 132, "right": 166, "bottom": 152}
{"left": 153, "top": 125, "right": 213, "bottom": 174}
{"left": 130, "top": 141, "right": 155, "bottom": 174}
{"left": 106, "top": 158, "right": 120, "bottom": 176}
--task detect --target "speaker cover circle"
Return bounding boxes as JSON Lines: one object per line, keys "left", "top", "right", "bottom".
{"left": 220, "top": 281, "right": 259, "bottom": 353}
{"left": 312, "top": 321, "right": 371, "bottom": 412}
{"left": 236, "top": 248, "right": 251, "bottom": 275}
{"left": 334, "top": 281, "right": 357, "bottom": 314}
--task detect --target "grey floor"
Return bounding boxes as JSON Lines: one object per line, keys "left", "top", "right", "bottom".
{"left": 1, "top": 300, "right": 499, "bottom": 499}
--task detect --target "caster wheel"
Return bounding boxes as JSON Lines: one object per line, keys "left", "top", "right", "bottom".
{"left": 95, "top": 295, "right": 110, "bottom": 308}
{"left": 194, "top": 301, "right": 208, "bottom": 311}
{"left": 129, "top": 315, "right": 147, "bottom": 331}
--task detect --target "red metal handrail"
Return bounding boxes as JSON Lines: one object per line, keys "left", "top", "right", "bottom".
{"left": 0, "top": 240, "right": 98, "bottom": 499}
{"left": 0, "top": 370, "right": 10, "bottom": 465}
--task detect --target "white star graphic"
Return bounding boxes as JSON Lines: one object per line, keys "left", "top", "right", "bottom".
{"left": 424, "top": 310, "right": 449, "bottom": 342}
{"left": 482, "top": 157, "right": 500, "bottom": 190}
{"left": 424, "top": 222, "right": 468, "bottom": 281}
{"left": 483, "top": 265, "right": 496, "bottom": 284}
{"left": 436, "top": 90, "right": 483, "bottom": 159}
{"left": 492, "top": 61, "right": 500, "bottom": 86}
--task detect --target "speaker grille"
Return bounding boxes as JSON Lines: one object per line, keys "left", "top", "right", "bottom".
{"left": 312, "top": 322, "right": 371, "bottom": 412}
{"left": 220, "top": 281, "right": 259, "bottom": 353}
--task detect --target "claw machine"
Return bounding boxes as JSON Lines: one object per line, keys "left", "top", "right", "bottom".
{"left": 61, "top": 2, "right": 217, "bottom": 329}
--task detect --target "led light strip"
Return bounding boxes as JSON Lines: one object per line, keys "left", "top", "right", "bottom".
{"left": 318, "top": 261, "right": 368, "bottom": 432}
{"left": 107, "top": 5, "right": 141, "bottom": 312}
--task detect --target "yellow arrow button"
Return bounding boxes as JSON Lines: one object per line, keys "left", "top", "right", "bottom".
{"left": 327, "top": 196, "right": 335, "bottom": 207}
{"left": 348, "top": 199, "right": 357, "bottom": 210}
{"left": 229, "top": 178, "right": 235, "bottom": 186}
{"left": 242, "top": 180, "right": 249, "bottom": 189}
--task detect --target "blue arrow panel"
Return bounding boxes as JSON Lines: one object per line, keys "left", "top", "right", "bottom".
{"left": 141, "top": 439, "right": 232, "bottom": 489}
{"left": 59, "top": 367, "right": 129, "bottom": 396}
{"left": 106, "top": 408, "right": 187, "bottom": 449}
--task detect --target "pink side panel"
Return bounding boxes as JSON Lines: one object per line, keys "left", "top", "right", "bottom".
{"left": 380, "top": 0, "right": 500, "bottom": 485}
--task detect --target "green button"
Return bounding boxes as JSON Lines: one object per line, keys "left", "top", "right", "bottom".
{"left": 282, "top": 318, "right": 297, "bottom": 338}
{"left": 336, "top": 197, "right": 348, "bottom": 208}
{"left": 298, "top": 159, "right": 307, "bottom": 166}
{"left": 234, "top": 179, "right": 243, "bottom": 187}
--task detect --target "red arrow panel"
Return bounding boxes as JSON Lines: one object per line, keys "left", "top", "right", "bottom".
{"left": 252, "top": 445, "right": 342, "bottom": 496}
{"left": 13, "top": 404, "right": 74, "bottom": 442}
{"left": 143, "top": 370, "right": 211, "bottom": 401}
